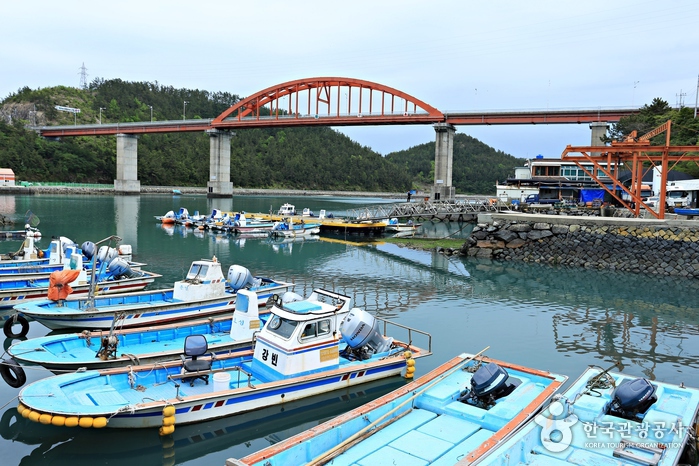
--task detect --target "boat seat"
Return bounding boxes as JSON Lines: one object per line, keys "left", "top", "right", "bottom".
{"left": 180, "top": 335, "right": 212, "bottom": 386}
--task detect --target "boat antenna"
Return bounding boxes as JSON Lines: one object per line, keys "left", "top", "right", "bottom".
{"left": 84, "top": 235, "right": 122, "bottom": 313}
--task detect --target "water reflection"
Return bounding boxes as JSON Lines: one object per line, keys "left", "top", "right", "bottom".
{"left": 114, "top": 196, "right": 139, "bottom": 252}
{"left": 465, "top": 258, "right": 699, "bottom": 382}
{"left": 2, "top": 377, "right": 405, "bottom": 466}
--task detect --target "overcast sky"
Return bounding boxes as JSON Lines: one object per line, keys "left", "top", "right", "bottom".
{"left": 3, "top": 0, "right": 698, "bottom": 161}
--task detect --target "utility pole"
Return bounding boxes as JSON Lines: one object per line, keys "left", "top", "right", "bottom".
{"left": 694, "top": 75, "right": 698, "bottom": 118}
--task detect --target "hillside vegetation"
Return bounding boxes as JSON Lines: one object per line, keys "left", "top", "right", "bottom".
{"left": 0, "top": 79, "right": 523, "bottom": 193}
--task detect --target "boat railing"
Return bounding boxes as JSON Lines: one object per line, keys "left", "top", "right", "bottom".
{"left": 376, "top": 316, "right": 432, "bottom": 355}
{"left": 167, "top": 365, "right": 256, "bottom": 393}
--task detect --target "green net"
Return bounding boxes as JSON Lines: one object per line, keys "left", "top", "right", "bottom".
{"left": 24, "top": 210, "right": 40, "bottom": 227}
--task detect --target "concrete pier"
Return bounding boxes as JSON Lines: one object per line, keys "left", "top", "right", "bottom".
{"left": 431, "top": 123, "right": 456, "bottom": 201}
{"left": 589, "top": 121, "right": 609, "bottom": 156}
{"left": 114, "top": 134, "right": 140, "bottom": 194}
{"left": 207, "top": 129, "right": 234, "bottom": 198}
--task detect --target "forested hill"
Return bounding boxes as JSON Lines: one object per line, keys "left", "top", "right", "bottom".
{"left": 0, "top": 79, "right": 520, "bottom": 193}
{"left": 385, "top": 135, "right": 525, "bottom": 195}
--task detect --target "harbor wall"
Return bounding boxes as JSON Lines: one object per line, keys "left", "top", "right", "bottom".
{"left": 465, "top": 213, "right": 699, "bottom": 278}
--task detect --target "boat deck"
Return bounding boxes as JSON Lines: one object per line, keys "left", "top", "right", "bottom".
{"left": 246, "top": 359, "right": 563, "bottom": 466}
{"left": 473, "top": 368, "right": 699, "bottom": 466}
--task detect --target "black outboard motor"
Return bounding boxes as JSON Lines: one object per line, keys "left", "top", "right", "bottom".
{"left": 458, "top": 363, "right": 521, "bottom": 409}
{"left": 607, "top": 378, "right": 657, "bottom": 421}
{"left": 81, "top": 241, "right": 96, "bottom": 261}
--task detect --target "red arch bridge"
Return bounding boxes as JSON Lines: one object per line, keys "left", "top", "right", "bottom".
{"left": 37, "top": 77, "right": 637, "bottom": 197}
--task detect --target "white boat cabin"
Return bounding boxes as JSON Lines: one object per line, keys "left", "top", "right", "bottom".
{"left": 172, "top": 258, "right": 226, "bottom": 301}
{"left": 277, "top": 203, "right": 296, "bottom": 216}
{"left": 251, "top": 289, "right": 352, "bottom": 382}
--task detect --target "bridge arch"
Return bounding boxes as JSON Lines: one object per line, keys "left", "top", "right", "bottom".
{"left": 211, "top": 77, "right": 444, "bottom": 128}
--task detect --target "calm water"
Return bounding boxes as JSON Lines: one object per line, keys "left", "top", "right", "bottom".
{"left": 0, "top": 193, "right": 698, "bottom": 465}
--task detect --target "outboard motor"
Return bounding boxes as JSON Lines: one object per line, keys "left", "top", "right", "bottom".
{"left": 607, "top": 378, "right": 657, "bottom": 421}
{"left": 107, "top": 257, "right": 142, "bottom": 279}
{"left": 339, "top": 308, "right": 393, "bottom": 360}
{"left": 97, "top": 246, "right": 119, "bottom": 264}
{"left": 59, "top": 237, "right": 78, "bottom": 256}
{"left": 458, "top": 363, "right": 521, "bottom": 409}
{"left": 81, "top": 241, "right": 96, "bottom": 261}
{"left": 227, "top": 265, "right": 261, "bottom": 291}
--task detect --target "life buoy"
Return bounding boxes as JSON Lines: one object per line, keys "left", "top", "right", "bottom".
{"left": 0, "top": 358, "right": 27, "bottom": 389}
{"left": 3, "top": 315, "right": 29, "bottom": 338}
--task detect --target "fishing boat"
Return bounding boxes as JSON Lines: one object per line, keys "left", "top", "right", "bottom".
{"left": 12, "top": 258, "right": 291, "bottom": 336}
{"left": 16, "top": 288, "right": 431, "bottom": 429}
{"left": 230, "top": 212, "right": 276, "bottom": 235}
{"left": 0, "top": 377, "right": 407, "bottom": 465}
{"left": 0, "top": 239, "right": 143, "bottom": 282}
{"left": 0, "top": 254, "right": 159, "bottom": 318}
{"left": 269, "top": 219, "right": 321, "bottom": 238}
{"left": 0, "top": 225, "right": 41, "bottom": 239}
{"left": 1, "top": 289, "right": 272, "bottom": 388}
{"left": 155, "top": 208, "right": 202, "bottom": 226}
{"left": 673, "top": 207, "right": 699, "bottom": 218}
{"left": 228, "top": 349, "right": 567, "bottom": 466}
{"left": 385, "top": 217, "right": 420, "bottom": 234}
{"left": 465, "top": 365, "right": 699, "bottom": 466}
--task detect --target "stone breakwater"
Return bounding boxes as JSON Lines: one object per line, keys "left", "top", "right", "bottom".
{"left": 465, "top": 213, "right": 699, "bottom": 278}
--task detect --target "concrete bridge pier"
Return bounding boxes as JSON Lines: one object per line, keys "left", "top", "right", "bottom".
{"left": 590, "top": 121, "right": 609, "bottom": 156}
{"left": 114, "top": 134, "right": 141, "bottom": 194}
{"left": 431, "top": 123, "right": 456, "bottom": 201}
{"left": 207, "top": 129, "right": 234, "bottom": 198}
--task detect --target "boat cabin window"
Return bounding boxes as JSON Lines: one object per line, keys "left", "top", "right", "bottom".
{"left": 187, "top": 264, "right": 208, "bottom": 280}
{"left": 300, "top": 319, "right": 331, "bottom": 341}
{"left": 267, "top": 315, "right": 298, "bottom": 340}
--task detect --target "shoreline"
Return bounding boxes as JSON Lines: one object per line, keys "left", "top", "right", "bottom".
{"left": 0, "top": 185, "right": 414, "bottom": 199}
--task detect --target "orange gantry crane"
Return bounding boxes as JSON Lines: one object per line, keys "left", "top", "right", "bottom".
{"left": 561, "top": 120, "right": 699, "bottom": 219}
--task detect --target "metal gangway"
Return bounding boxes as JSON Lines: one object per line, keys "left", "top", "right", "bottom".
{"left": 346, "top": 197, "right": 510, "bottom": 222}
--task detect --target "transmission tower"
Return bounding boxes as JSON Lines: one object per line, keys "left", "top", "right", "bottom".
{"left": 78, "top": 63, "right": 88, "bottom": 89}
{"left": 676, "top": 90, "right": 686, "bottom": 108}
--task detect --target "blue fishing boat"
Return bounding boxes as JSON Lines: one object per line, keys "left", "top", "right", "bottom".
{"left": 230, "top": 212, "right": 276, "bottom": 235}
{"left": 229, "top": 349, "right": 567, "bottom": 466}
{"left": 673, "top": 207, "right": 699, "bottom": 218}
{"left": 0, "top": 377, "right": 407, "bottom": 465}
{"left": 0, "top": 258, "right": 158, "bottom": 317}
{"left": 12, "top": 258, "right": 291, "bottom": 335}
{"left": 465, "top": 365, "right": 699, "bottom": 466}
{"left": 269, "top": 218, "right": 321, "bottom": 238}
{"left": 1, "top": 289, "right": 275, "bottom": 389}
{"left": 6, "top": 288, "right": 268, "bottom": 374}
{"left": 16, "top": 288, "right": 431, "bottom": 430}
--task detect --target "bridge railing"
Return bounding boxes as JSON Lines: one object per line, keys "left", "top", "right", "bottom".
{"left": 346, "top": 198, "right": 508, "bottom": 221}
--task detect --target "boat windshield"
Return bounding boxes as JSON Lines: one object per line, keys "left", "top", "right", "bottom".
{"left": 266, "top": 315, "right": 298, "bottom": 339}
{"left": 186, "top": 264, "right": 208, "bottom": 280}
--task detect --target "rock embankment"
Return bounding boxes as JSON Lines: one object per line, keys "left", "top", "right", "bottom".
{"left": 465, "top": 213, "right": 699, "bottom": 278}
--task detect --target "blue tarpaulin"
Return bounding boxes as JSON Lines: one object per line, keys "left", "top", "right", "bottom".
{"left": 580, "top": 189, "right": 605, "bottom": 203}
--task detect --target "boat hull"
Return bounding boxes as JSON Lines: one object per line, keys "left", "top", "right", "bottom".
{"left": 7, "top": 315, "right": 263, "bottom": 371}
{"left": 13, "top": 281, "right": 290, "bottom": 330}
{"left": 0, "top": 271, "right": 161, "bottom": 314}
{"left": 18, "top": 342, "right": 425, "bottom": 429}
